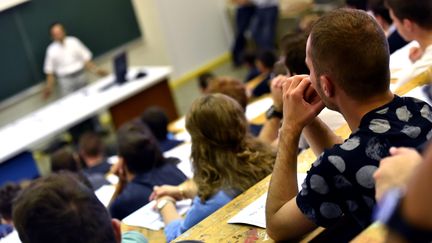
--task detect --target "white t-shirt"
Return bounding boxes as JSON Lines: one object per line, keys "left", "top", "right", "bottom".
{"left": 44, "top": 36, "right": 92, "bottom": 77}
{"left": 393, "top": 44, "right": 432, "bottom": 89}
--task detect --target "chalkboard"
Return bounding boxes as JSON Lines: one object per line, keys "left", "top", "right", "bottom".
{"left": 0, "top": 0, "right": 141, "bottom": 101}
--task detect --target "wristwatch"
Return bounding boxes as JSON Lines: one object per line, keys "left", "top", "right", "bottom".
{"left": 374, "top": 188, "right": 432, "bottom": 242}
{"left": 156, "top": 198, "right": 175, "bottom": 211}
{"left": 265, "top": 105, "right": 283, "bottom": 120}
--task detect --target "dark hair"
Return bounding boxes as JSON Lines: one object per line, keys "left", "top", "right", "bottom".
{"left": 50, "top": 147, "right": 81, "bottom": 173}
{"left": 117, "top": 121, "right": 165, "bottom": 174}
{"left": 309, "top": 8, "right": 390, "bottom": 100}
{"left": 141, "top": 107, "right": 169, "bottom": 141}
{"left": 49, "top": 22, "right": 64, "bottom": 33}
{"left": 198, "top": 72, "right": 215, "bottom": 91}
{"left": 13, "top": 173, "right": 116, "bottom": 243}
{"left": 368, "top": 0, "right": 392, "bottom": 24}
{"left": 346, "top": 0, "right": 368, "bottom": 10}
{"left": 207, "top": 77, "right": 248, "bottom": 111}
{"left": 79, "top": 132, "right": 104, "bottom": 157}
{"left": 241, "top": 51, "right": 257, "bottom": 66}
{"left": 0, "top": 183, "right": 21, "bottom": 221}
{"left": 385, "top": 0, "right": 432, "bottom": 30}
{"left": 281, "top": 33, "right": 309, "bottom": 75}
{"left": 256, "top": 50, "right": 277, "bottom": 69}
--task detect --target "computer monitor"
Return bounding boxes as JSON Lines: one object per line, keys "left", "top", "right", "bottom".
{"left": 114, "top": 52, "right": 127, "bottom": 84}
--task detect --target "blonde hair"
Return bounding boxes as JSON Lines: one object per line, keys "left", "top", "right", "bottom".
{"left": 186, "top": 94, "right": 275, "bottom": 201}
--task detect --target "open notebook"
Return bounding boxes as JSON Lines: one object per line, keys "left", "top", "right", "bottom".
{"left": 122, "top": 199, "right": 192, "bottom": 231}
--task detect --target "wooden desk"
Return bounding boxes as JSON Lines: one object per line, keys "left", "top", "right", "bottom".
{"left": 121, "top": 223, "right": 167, "bottom": 243}
{"left": 172, "top": 140, "right": 325, "bottom": 243}
{"left": 173, "top": 175, "right": 324, "bottom": 243}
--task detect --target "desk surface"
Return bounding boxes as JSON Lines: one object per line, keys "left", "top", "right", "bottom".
{"left": 0, "top": 66, "right": 171, "bottom": 163}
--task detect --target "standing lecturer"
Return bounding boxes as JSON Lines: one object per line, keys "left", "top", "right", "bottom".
{"left": 43, "top": 22, "right": 107, "bottom": 98}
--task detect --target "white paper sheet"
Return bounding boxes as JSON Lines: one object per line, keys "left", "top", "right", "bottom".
{"left": 403, "top": 85, "right": 432, "bottom": 105}
{"left": 94, "top": 185, "right": 116, "bottom": 207}
{"left": 122, "top": 199, "right": 192, "bottom": 230}
{"left": 0, "top": 230, "right": 20, "bottom": 243}
{"left": 163, "top": 143, "right": 193, "bottom": 178}
{"left": 227, "top": 173, "right": 307, "bottom": 228}
{"left": 245, "top": 97, "right": 273, "bottom": 121}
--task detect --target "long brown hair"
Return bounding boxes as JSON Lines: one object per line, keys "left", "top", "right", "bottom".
{"left": 186, "top": 94, "right": 275, "bottom": 201}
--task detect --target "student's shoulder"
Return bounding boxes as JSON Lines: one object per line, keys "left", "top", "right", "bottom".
{"left": 312, "top": 135, "right": 379, "bottom": 177}
{"left": 394, "top": 96, "right": 432, "bottom": 127}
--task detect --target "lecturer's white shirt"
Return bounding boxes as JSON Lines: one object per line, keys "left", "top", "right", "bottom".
{"left": 44, "top": 36, "right": 92, "bottom": 77}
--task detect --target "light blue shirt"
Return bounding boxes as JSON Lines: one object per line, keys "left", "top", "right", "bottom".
{"left": 121, "top": 231, "right": 148, "bottom": 243}
{"left": 164, "top": 190, "right": 237, "bottom": 242}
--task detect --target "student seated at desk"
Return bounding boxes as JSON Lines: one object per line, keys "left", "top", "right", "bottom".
{"left": 251, "top": 50, "right": 277, "bottom": 97}
{"left": 51, "top": 146, "right": 109, "bottom": 190}
{"left": 197, "top": 72, "right": 215, "bottom": 94}
{"left": 79, "top": 132, "right": 112, "bottom": 175}
{"left": 387, "top": 0, "right": 432, "bottom": 89}
{"left": 0, "top": 182, "right": 22, "bottom": 239}
{"left": 109, "top": 122, "right": 187, "bottom": 220}
{"left": 368, "top": 0, "right": 408, "bottom": 54}
{"left": 141, "top": 107, "right": 183, "bottom": 152}
{"left": 150, "top": 94, "right": 275, "bottom": 242}
{"left": 258, "top": 32, "right": 309, "bottom": 145}
{"left": 242, "top": 52, "right": 261, "bottom": 83}
{"left": 265, "top": 9, "right": 432, "bottom": 241}
{"left": 13, "top": 172, "right": 147, "bottom": 243}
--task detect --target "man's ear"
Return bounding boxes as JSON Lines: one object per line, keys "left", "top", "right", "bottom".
{"left": 319, "top": 75, "right": 334, "bottom": 98}
{"left": 402, "top": 18, "right": 415, "bottom": 33}
{"left": 111, "top": 219, "right": 122, "bottom": 243}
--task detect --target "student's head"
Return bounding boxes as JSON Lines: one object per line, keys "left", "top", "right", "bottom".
{"left": 256, "top": 50, "right": 277, "bottom": 73}
{"left": 197, "top": 72, "right": 215, "bottom": 93}
{"left": 186, "top": 94, "right": 275, "bottom": 201}
{"left": 385, "top": 0, "right": 432, "bottom": 41}
{"left": 281, "top": 33, "right": 309, "bottom": 76}
{"left": 306, "top": 8, "right": 390, "bottom": 110}
{"left": 242, "top": 51, "right": 257, "bottom": 67}
{"left": 369, "top": 0, "right": 393, "bottom": 29}
{"left": 50, "top": 22, "right": 66, "bottom": 42}
{"left": 13, "top": 173, "right": 121, "bottom": 243}
{"left": 206, "top": 77, "right": 248, "bottom": 111}
{"left": 79, "top": 132, "right": 104, "bottom": 161}
{"left": 50, "top": 147, "right": 81, "bottom": 173}
{"left": 0, "top": 183, "right": 21, "bottom": 224}
{"left": 346, "top": 0, "right": 368, "bottom": 10}
{"left": 117, "top": 121, "right": 165, "bottom": 175}
{"left": 141, "top": 107, "right": 169, "bottom": 141}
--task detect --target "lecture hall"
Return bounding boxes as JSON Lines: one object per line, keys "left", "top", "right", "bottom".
{"left": 0, "top": 0, "right": 432, "bottom": 242}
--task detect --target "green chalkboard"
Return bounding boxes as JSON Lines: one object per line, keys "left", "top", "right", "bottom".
{"left": 0, "top": 0, "right": 141, "bottom": 101}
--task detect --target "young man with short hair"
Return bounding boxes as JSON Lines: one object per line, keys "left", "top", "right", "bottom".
{"left": 79, "top": 132, "right": 111, "bottom": 175}
{"left": 13, "top": 173, "right": 147, "bottom": 243}
{"left": 386, "top": 0, "right": 432, "bottom": 88}
{"left": 109, "top": 122, "right": 187, "bottom": 220}
{"left": 368, "top": 0, "right": 407, "bottom": 53}
{"left": 265, "top": 8, "right": 432, "bottom": 241}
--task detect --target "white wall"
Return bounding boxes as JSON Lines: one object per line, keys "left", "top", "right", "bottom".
{"left": 128, "top": 0, "right": 233, "bottom": 78}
